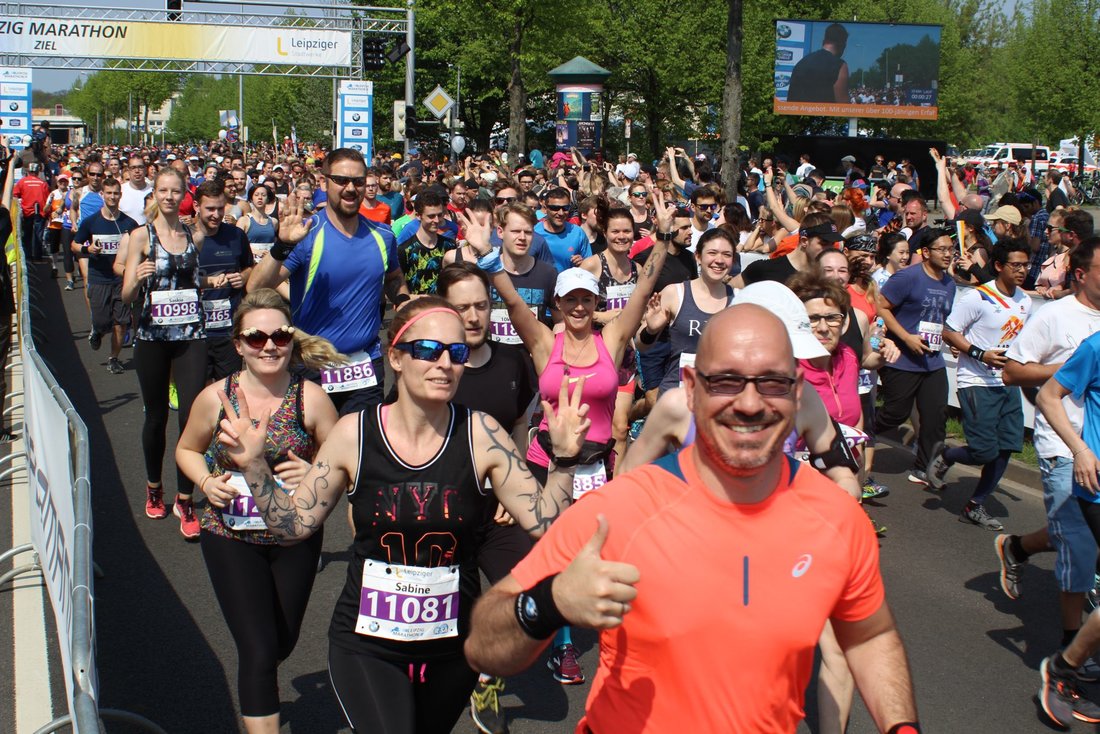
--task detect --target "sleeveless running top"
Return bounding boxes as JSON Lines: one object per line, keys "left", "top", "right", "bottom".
{"left": 597, "top": 251, "right": 638, "bottom": 310}
{"left": 245, "top": 213, "right": 277, "bottom": 262}
{"left": 329, "top": 404, "right": 487, "bottom": 661}
{"left": 136, "top": 222, "right": 205, "bottom": 342}
{"left": 77, "top": 186, "right": 104, "bottom": 225}
{"left": 660, "top": 281, "right": 734, "bottom": 393}
{"left": 526, "top": 332, "right": 619, "bottom": 468}
{"left": 200, "top": 374, "right": 313, "bottom": 545}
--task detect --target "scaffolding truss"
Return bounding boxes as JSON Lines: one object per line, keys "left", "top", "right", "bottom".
{"left": 0, "top": 1, "right": 409, "bottom": 78}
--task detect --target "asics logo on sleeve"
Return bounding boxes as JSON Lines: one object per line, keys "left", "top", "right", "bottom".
{"left": 791, "top": 554, "right": 813, "bottom": 578}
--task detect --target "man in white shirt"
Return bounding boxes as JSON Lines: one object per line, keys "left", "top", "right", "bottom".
{"left": 930, "top": 241, "right": 1032, "bottom": 531}
{"left": 796, "top": 153, "right": 815, "bottom": 181}
{"left": 119, "top": 155, "right": 152, "bottom": 225}
{"left": 997, "top": 237, "right": 1100, "bottom": 655}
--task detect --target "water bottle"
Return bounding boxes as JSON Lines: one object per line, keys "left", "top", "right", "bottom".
{"left": 869, "top": 317, "right": 885, "bottom": 352}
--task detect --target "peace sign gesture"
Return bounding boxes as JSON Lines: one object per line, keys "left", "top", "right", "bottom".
{"left": 216, "top": 389, "right": 271, "bottom": 469}
{"left": 277, "top": 192, "right": 312, "bottom": 244}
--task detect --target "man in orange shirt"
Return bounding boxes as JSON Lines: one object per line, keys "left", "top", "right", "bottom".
{"left": 465, "top": 304, "right": 919, "bottom": 734}
{"left": 358, "top": 167, "right": 392, "bottom": 225}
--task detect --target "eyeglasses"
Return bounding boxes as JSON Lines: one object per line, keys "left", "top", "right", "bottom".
{"left": 1004, "top": 261, "right": 1030, "bottom": 270}
{"left": 393, "top": 339, "right": 471, "bottom": 364}
{"left": 328, "top": 174, "right": 367, "bottom": 188}
{"left": 695, "top": 370, "right": 797, "bottom": 396}
{"left": 1046, "top": 225, "right": 1069, "bottom": 233}
{"left": 494, "top": 196, "right": 517, "bottom": 205}
{"left": 546, "top": 204, "right": 570, "bottom": 212}
{"left": 630, "top": 191, "right": 647, "bottom": 198}
{"left": 363, "top": 182, "right": 379, "bottom": 188}
{"left": 238, "top": 326, "right": 295, "bottom": 349}
{"left": 808, "top": 313, "right": 845, "bottom": 327}
{"left": 927, "top": 246, "right": 956, "bottom": 255}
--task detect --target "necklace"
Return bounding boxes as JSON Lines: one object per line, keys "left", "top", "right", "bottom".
{"left": 562, "top": 333, "right": 593, "bottom": 375}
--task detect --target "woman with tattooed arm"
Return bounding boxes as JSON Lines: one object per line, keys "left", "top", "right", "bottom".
{"left": 214, "top": 296, "right": 592, "bottom": 734}
{"left": 175, "top": 288, "right": 341, "bottom": 734}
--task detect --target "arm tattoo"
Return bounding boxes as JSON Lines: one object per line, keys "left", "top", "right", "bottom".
{"left": 477, "top": 412, "right": 571, "bottom": 535}
{"left": 243, "top": 458, "right": 327, "bottom": 539}
{"left": 643, "top": 257, "right": 656, "bottom": 278}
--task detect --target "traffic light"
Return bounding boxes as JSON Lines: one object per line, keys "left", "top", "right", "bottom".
{"left": 363, "top": 38, "right": 386, "bottom": 72}
{"left": 393, "top": 100, "right": 406, "bottom": 141}
{"left": 405, "top": 105, "right": 418, "bottom": 141}
{"left": 166, "top": 0, "right": 181, "bottom": 21}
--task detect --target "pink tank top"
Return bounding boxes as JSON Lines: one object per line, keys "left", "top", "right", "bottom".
{"left": 798, "top": 344, "right": 861, "bottom": 428}
{"left": 527, "top": 332, "right": 619, "bottom": 468}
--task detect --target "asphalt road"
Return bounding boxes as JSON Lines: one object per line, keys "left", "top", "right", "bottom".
{"left": 9, "top": 261, "right": 1082, "bottom": 733}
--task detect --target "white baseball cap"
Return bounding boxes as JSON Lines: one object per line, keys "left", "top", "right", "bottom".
{"left": 734, "top": 282, "right": 829, "bottom": 360}
{"left": 554, "top": 268, "right": 600, "bottom": 298}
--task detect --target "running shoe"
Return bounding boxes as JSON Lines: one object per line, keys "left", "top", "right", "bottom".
{"left": 145, "top": 484, "right": 168, "bottom": 519}
{"left": 168, "top": 381, "right": 179, "bottom": 411}
{"left": 861, "top": 478, "right": 889, "bottom": 500}
{"left": 865, "top": 508, "right": 887, "bottom": 537}
{"left": 1079, "top": 654, "right": 1100, "bottom": 683}
{"left": 64, "top": 280, "right": 74, "bottom": 291}
{"left": 1040, "top": 655, "right": 1100, "bottom": 726}
{"left": 548, "top": 644, "right": 584, "bottom": 685}
{"left": 174, "top": 498, "right": 200, "bottom": 540}
{"left": 88, "top": 330, "right": 102, "bottom": 351}
{"left": 107, "top": 358, "right": 124, "bottom": 375}
{"left": 907, "top": 470, "right": 929, "bottom": 486}
{"left": 994, "top": 534, "right": 1022, "bottom": 600}
{"left": 959, "top": 503, "right": 1003, "bottom": 531}
{"left": 470, "top": 676, "right": 509, "bottom": 734}
{"left": 926, "top": 440, "right": 950, "bottom": 490}
{"left": 628, "top": 418, "right": 646, "bottom": 442}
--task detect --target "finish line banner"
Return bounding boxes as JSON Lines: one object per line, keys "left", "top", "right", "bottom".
{"left": 0, "top": 16, "right": 351, "bottom": 67}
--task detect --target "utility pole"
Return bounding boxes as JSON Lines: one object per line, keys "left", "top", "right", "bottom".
{"left": 404, "top": 0, "right": 416, "bottom": 156}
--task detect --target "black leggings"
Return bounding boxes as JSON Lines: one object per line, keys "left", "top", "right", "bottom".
{"left": 201, "top": 529, "right": 324, "bottom": 717}
{"left": 328, "top": 644, "right": 479, "bottom": 734}
{"left": 133, "top": 338, "right": 207, "bottom": 494}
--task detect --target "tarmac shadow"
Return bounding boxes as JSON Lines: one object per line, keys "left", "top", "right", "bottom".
{"left": 285, "top": 669, "right": 351, "bottom": 733}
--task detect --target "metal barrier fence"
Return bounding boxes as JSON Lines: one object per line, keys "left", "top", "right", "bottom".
{"left": 2, "top": 176, "right": 164, "bottom": 733}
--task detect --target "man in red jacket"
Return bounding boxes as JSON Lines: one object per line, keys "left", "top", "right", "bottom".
{"left": 13, "top": 162, "right": 50, "bottom": 262}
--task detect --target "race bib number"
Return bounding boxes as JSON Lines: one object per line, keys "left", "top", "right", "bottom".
{"left": 678, "top": 352, "right": 696, "bottom": 387}
{"left": 93, "top": 233, "right": 121, "bottom": 255}
{"left": 251, "top": 242, "right": 273, "bottom": 264}
{"left": 572, "top": 460, "right": 607, "bottom": 500}
{"left": 604, "top": 283, "right": 635, "bottom": 312}
{"left": 320, "top": 350, "right": 378, "bottom": 393}
{"left": 918, "top": 321, "right": 943, "bottom": 353}
{"left": 356, "top": 561, "right": 460, "bottom": 642}
{"left": 489, "top": 306, "right": 538, "bottom": 346}
{"left": 858, "top": 369, "right": 874, "bottom": 395}
{"left": 150, "top": 289, "right": 200, "bottom": 326}
{"left": 220, "top": 471, "right": 269, "bottom": 531}
{"left": 202, "top": 298, "right": 233, "bottom": 331}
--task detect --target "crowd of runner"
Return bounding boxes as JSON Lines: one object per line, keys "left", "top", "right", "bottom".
{"left": 7, "top": 127, "right": 1100, "bottom": 732}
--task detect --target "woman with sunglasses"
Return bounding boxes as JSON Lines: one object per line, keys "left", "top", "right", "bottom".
{"left": 122, "top": 166, "right": 209, "bottom": 538}
{"left": 642, "top": 228, "right": 738, "bottom": 396}
{"left": 626, "top": 182, "right": 653, "bottom": 241}
{"left": 175, "top": 288, "right": 340, "bottom": 734}
{"left": 213, "top": 296, "right": 590, "bottom": 733}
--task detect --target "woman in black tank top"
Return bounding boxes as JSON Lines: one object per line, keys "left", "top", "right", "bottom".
{"left": 214, "top": 297, "right": 590, "bottom": 734}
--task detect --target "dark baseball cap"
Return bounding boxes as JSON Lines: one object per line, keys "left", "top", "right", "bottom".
{"left": 801, "top": 221, "right": 843, "bottom": 242}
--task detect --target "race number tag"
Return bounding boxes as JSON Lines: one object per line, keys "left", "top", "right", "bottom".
{"left": 857, "top": 369, "right": 874, "bottom": 395}
{"left": 356, "top": 561, "right": 460, "bottom": 642}
{"left": 202, "top": 298, "right": 233, "bottom": 330}
{"left": 604, "top": 283, "right": 635, "bottom": 312}
{"left": 678, "top": 352, "right": 696, "bottom": 387}
{"left": 93, "top": 233, "right": 121, "bottom": 255}
{"left": 149, "top": 289, "right": 200, "bottom": 326}
{"left": 220, "top": 471, "right": 270, "bottom": 531}
{"left": 572, "top": 460, "right": 607, "bottom": 500}
{"left": 918, "top": 321, "right": 943, "bottom": 353}
{"left": 320, "top": 350, "right": 378, "bottom": 393}
{"left": 251, "top": 242, "right": 273, "bottom": 264}
{"left": 489, "top": 306, "right": 538, "bottom": 345}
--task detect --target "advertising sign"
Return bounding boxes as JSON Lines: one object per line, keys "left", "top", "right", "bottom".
{"left": 773, "top": 19, "right": 942, "bottom": 120}
{"left": 0, "top": 67, "right": 33, "bottom": 153}
{"left": 337, "top": 80, "right": 372, "bottom": 162}
{"left": 0, "top": 16, "right": 352, "bottom": 67}
{"left": 554, "top": 84, "right": 603, "bottom": 154}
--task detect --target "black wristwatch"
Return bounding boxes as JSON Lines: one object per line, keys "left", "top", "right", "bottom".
{"left": 656, "top": 230, "right": 674, "bottom": 241}
{"left": 270, "top": 239, "right": 295, "bottom": 261}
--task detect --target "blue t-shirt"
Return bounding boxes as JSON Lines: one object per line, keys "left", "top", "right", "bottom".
{"left": 312, "top": 188, "right": 328, "bottom": 209}
{"left": 879, "top": 262, "right": 956, "bottom": 373}
{"left": 378, "top": 190, "right": 404, "bottom": 221}
{"left": 74, "top": 211, "right": 138, "bottom": 285}
{"left": 533, "top": 221, "right": 591, "bottom": 272}
{"left": 1054, "top": 331, "right": 1100, "bottom": 502}
{"left": 198, "top": 223, "right": 254, "bottom": 337}
{"left": 284, "top": 210, "right": 399, "bottom": 357}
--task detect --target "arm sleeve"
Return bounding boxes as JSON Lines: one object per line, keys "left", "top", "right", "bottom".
{"left": 1054, "top": 338, "right": 1100, "bottom": 400}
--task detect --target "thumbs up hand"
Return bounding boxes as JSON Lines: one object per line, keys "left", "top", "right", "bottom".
{"left": 552, "top": 514, "right": 640, "bottom": 629}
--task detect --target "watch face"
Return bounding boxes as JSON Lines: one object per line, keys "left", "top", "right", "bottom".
{"left": 523, "top": 595, "right": 539, "bottom": 621}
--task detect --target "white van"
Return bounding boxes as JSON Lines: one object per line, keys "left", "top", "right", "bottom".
{"left": 971, "top": 142, "right": 1051, "bottom": 172}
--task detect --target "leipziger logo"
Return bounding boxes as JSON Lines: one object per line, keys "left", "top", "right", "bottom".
{"left": 276, "top": 34, "right": 340, "bottom": 59}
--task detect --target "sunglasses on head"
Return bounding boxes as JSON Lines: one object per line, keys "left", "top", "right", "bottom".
{"left": 238, "top": 326, "right": 295, "bottom": 349}
{"left": 328, "top": 174, "right": 366, "bottom": 188}
{"left": 393, "top": 339, "right": 471, "bottom": 364}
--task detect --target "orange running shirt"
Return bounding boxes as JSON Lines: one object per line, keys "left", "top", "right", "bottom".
{"left": 511, "top": 445, "right": 885, "bottom": 734}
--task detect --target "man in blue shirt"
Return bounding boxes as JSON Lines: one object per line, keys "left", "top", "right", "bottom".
{"left": 534, "top": 187, "right": 591, "bottom": 272}
{"left": 875, "top": 227, "right": 957, "bottom": 484}
{"left": 248, "top": 148, "right": 410, "bottom": 415}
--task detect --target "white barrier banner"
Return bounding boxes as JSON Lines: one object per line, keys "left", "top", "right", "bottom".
{"left": 25, "top": 353, "right": 81, "bottom": 707}
{"left": 0, "top": 16, "right": 352, "bottom": 67}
